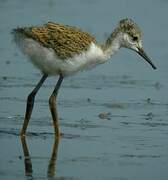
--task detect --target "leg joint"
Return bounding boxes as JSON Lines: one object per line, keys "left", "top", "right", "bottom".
{"left": 27, "top": 92, "right": 35, "bottom": 105}
{"left": 49, "top": 94, "right": 56, "bottom": 106}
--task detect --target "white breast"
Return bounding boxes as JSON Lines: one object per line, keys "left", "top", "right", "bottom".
{"left": 15, "top": 36, "right": 108, "bottom": 76}
{"left": 63, "top": 42, "right": 107, "bottom": 75}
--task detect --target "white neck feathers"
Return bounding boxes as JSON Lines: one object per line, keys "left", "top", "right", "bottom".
{"left": 103, "top": 32, "right": 123, "bottom": 59}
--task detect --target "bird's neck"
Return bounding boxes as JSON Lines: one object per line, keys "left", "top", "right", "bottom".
{"left": 102, "top": 29, "right": 123, "bottom": 59}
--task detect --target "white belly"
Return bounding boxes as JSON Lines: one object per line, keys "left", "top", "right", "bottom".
{"left": 15, "top": 37, "right": 107, "bottom": 76}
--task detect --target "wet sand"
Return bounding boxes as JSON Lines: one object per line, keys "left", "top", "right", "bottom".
{"left": 1, "top": 0, "right": 168, "bottom": 179}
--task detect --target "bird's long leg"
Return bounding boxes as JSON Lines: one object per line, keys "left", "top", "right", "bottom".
{"left": 20, "top": 74, "right": 48, "bottom": 136}
{"left": 47, "top": 137, "right": 59, "bottom": 178}
{"left": 20, "top": 136, "right": 33, "bottom": 178}
{"left": 49, "top": 74, "right": 64, "bottom": 138}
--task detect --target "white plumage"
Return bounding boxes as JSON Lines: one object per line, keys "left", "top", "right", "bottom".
{"left": 15, "top": 36, "right": 109, "bottom": 76}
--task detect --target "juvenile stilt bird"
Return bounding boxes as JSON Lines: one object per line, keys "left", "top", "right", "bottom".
{"left": 13, "top": 18, "right": 156, "bottom": 137}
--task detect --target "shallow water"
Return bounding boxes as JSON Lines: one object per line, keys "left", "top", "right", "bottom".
{"left": 0, "top": 0, "right": 168, "bottom": 179}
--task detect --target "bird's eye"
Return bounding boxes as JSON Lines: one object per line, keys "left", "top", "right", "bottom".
{"left": 132, "top": 36, "right": 138, "bottom": 41}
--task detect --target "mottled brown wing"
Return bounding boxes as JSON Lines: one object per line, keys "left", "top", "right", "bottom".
{"left": 19, "top": 22, "right": 96, "bottom": 59}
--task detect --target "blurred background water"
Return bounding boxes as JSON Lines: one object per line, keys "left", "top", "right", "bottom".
{"left": 0, "top": 0, "right": 168, "bottom": 179}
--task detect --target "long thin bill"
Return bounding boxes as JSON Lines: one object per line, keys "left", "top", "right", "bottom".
{"left": 137, "top": 48, "right": 157, "bottom": 70}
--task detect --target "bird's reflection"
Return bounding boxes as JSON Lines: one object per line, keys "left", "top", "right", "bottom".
{"left": 20, "top": 136, "right": 59, "bottom": 179}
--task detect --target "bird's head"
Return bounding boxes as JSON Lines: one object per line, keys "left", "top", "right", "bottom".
{"left": 117, "top": 18, "right": 156, "bottom": 69}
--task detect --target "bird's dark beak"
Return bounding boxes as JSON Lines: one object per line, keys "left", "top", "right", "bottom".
{"left": 137, "top": 48, "right": 157, "bottom": 70}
